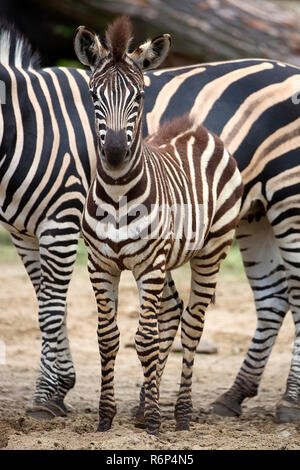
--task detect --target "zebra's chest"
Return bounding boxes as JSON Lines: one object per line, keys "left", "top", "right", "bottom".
{"left": 83, "top": 194, "right": 207, "bottom": 273}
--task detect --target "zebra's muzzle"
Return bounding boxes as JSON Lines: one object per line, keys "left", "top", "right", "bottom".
{"left": 102, "top": 128, "right": 129, "bottom": 170}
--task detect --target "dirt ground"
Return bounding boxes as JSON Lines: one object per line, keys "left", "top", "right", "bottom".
{"left": 0, "top": 262, "right": 299, "bottom": 451}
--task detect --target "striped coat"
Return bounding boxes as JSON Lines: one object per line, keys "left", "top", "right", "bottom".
{"left": 75, "top": 17, "right": 243, "bottom": 435}
{"left": 1, "top": 22, "right": 300, "bottom": 423}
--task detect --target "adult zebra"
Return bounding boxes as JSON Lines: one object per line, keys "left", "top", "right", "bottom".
{"left": 0, "top": 22, "right": 300, "bottom": 421}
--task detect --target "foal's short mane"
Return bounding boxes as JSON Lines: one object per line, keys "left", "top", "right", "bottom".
{"left": 105, "top": 16, "right": 132, "bottom": 62}
{"left": 147, "top": 114, "right": 194, "bottom": 147}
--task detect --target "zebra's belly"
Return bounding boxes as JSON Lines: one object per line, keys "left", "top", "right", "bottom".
{"left": 0, "top": 211, "right": 35, "bottom": 239}
{"left": 88, "top": 237, "right": 160, "bottom": 273}
{"left": 165, "top": 237, "right": 205, "bottom": 271}
{"left": 89, "top": 240, "right": 203, "bottom": 274}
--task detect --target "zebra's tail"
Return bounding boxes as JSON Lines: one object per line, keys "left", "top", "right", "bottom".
{"left": 0, "top": 21, "right": 40, "bottom": 69}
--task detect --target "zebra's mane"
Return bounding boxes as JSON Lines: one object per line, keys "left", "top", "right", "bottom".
{"left": 147, "top": 114, "right": 195, "bottom": 147}
{"left": 105, "top": 16, "right": 132, "bottom": 62}
{"left": 0, "top": 22, "right": 40, "bottom": 69}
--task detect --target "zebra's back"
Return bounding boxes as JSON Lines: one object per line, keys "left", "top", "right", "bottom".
{"left": 0, "top": 65, "right": 96, "bottom": 235}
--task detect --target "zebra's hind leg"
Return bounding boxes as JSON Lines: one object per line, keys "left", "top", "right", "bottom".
{"left": 175, "top": 252, "right": 223, "bottom": 431}
{"left": 212, "top": 210, "right": 289, "bottom": 418}
{"left": 268, "top": 200, "right": 300, "bottom": 423}
{"left": 276, "top": 309, "right": 300, "bottom": 423}
{"left": 11, "top": 230, "right": 78, "bottom": 419}
{"left": 134, "top": 267, "right": 166, "bottom": 435}
{"left": 135, "top": 272, "right": 183, "bottom": 428}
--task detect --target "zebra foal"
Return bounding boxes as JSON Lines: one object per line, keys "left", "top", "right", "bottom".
{"left": 74, "top": 16, "right": 243, "bottom": 435}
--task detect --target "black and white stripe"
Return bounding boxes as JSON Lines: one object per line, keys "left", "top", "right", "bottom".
{"left": 1, "top": 22, "right": 300, "bottom": 422}
{"left": 75, "top": 18, "right": 243, "bottom": 433}
{"left": 0, "top": 24, "right": 97, "bottom": 417}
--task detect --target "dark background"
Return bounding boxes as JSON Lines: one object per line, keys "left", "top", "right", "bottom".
{"left": 0, "top": 0, "right": 199, "bottom": 68}
{"left": 0, "top": 0, "right": 300, "bottom": 69}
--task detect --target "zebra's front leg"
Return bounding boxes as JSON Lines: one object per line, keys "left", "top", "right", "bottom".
{"left": 25, "top": 231, "right": 78, "bottom": 419}
{"left": 135, "top": 272, "right": 183, "bottom": 428}
{"left": 11, "top": 232, "right": 76, "bottom": 418}
{"left": 29, "top": 286, "right": 70, "bottom": 417}
{"left": 88, "top": 259, "right": 121, "bottom": 432}
{"left": 134, "top": 268, "right": 166, "bottom": 436}
{"left": 53, "top": 308, "right": 76, "bottom": 402}
{"left": 27, "top": 306, "right": 76, "bottom": 419}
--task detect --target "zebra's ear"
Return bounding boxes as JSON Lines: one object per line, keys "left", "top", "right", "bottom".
{"left": 74, "top": 26, "right": 107, "bottom": 71}
{"left": 129, "top": 34, "right": 171, "bottom": 71}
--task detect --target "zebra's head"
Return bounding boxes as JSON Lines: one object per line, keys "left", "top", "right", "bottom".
{"left": 74, "top": 16, "right": 171, "bottom": 171}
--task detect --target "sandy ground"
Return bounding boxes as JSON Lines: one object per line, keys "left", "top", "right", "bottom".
{"left": 0, "top": 261, "right": 299, "bottom": 451}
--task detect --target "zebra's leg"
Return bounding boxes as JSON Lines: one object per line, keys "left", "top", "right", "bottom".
{"left": 10, "top": 233, "right": 41, "bottom": 293}
{"left": 53, "top": 306, "right": 76, "bottom": 403}
{"left": 9, "top": 234, "right": 60, "bottom": 417}
{"left": 28, "top": 313, "right": 75, "bottom": 419}
{"left": 276, "top": 299, "right": 300, "bottom": 423}
{"left": 268, "top": 203, "right": 300, "bottom": 423}
{"left": 175, "top": 252, "right": 223, "bottom": 431}
{"left": 212, "top": 209, "right": 289, "bottom": 417}
{"left": 135, "top": 272, "right": 183, "bottom": 428}
{"left": 277, "top": 307, "right": 300, "bottom": 422}
{"left": 87, "top": 257, "right": 121, "bottom": 432}
{"left": 12, "top": 232, "right": 77, "bottom": 416}
{"left": 134, "top": 268, "right": 166, "bottom": 436}
{"left": 25, "top": 229, "right": 78, "bottom": 417}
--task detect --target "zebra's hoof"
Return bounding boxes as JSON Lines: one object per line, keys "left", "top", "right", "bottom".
{"left": 135, "top": 421, "right": 146, "bottom": 429}
{"left": 276, "top": 399, "right": 300, "bottom": 423}
{"left": 97, "top": 420, "right": 113, "bottom": 432}
{"left": 146, "top": 427, "right": 159, "bottom": 436}
{"left": 175, "top": 422, "right": 190, "bottom": 431}
{"left": 26, "top": 399, "right": 68, "bottom": 419}
{"left": 134, "top": 406, "right": 146, "bottom": 429}
{"left": 211, "top": 395, "right": 241, "bottom": 417}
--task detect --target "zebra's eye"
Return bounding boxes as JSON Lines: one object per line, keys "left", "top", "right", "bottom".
{"left": 91, "top": 91, "right": 98, "bottom": 101}
{"left": 135, "top": 92, "right": 144, "bottom": 103}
